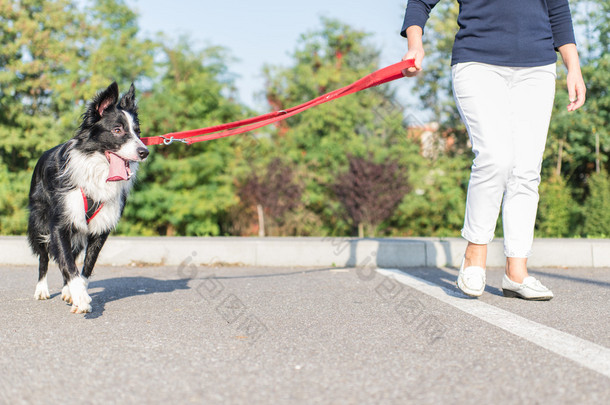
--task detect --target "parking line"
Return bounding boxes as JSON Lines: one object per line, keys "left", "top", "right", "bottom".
{"left": 376, "top": 268, "right": 610, "bottom": 379}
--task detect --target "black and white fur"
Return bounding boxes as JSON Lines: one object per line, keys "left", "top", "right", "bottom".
{"left": 28, "top": 82, "right": 148, "bottom": 313}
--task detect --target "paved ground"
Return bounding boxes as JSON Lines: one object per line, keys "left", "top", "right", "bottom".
{"left": 0, "top": 264, "right": 608, "bottom": 404}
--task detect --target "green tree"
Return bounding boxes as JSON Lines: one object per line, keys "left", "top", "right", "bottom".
{"left": 578, "top": 0, "right": 610, "bottom": 57}
{"left": 262, "top": 18, "right": 424, "bottom": 235}
{"left": 582, "top": 171, "right": 610, "bottom": 237}
{"left": 0, "top": 0, "right": 156, "bottom": 234}
{"left": 0, "top": 0, "right": 85, "bottom": 233}
{"left": 390, "top": 154, "right": 469, "bottom": 237}
{"left": 545, "top": 1, "right": 609, "bottom": 196}
{"left": 0, "top": 0, "right": 84, "bottom": 158}
{"left": 118, "top": 40, "right": 249, "bottom": 236}
{"left": 536, "top": 175, "right": 573, "bottom": 237}
{"left": 332, "top": 154, "right": 410, "bottom": 237}
{"left": 236, "top": 158, "right": 303, "bottom": 236}
{"left": 2, "top": 1, "right": 606, "bottom": 239}
{"left": 546, "top": 54, "right": 610, "bottom": 195}
{"left": 53, "top": 0, "right": 156, "bottom": 112}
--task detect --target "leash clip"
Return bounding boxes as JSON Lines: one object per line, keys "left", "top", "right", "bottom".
{"left": 161, "top": 136, "right": 189, "bottom": 145}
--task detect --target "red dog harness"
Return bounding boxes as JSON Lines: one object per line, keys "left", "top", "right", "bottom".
{"left": 81, "top": 188, "right": 104, "bottom": 224}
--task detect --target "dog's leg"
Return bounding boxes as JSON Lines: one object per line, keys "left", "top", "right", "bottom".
{"left": 81, "top": 232, "right": 110, "bottom": 281}
{"left": 61, "top": 240, "right": 83, "bottom": 304}
{"left": 72, "top": 245, "right": 85, "bottom": 262}
{"left": 34, "top": 252, "right": 50, "bottom": 300}
{"left": 61, "top": 278, "right": 71, "bottom": 304}
{"left": 61, "top": 243, "right": 85, "bottom": 304}
{"left": 49, "top": 227, "right": 92, "bottom": 313}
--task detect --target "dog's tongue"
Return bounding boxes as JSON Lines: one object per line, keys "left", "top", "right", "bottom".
{"left": 106, "top": 152, "right": 130, "bottom": 182}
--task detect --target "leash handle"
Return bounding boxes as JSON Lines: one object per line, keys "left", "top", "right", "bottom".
{"left": 141, "top": 59, "right": 415, "bottom": 146}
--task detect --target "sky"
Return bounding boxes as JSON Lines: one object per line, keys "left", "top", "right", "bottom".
{"left": 124, "top": 0, "right": 417, "bottom": 113}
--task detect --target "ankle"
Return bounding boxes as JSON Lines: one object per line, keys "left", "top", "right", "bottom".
{"left": 505, "top": 257, "right": 528, "bottom": 283}
{"left": 464, "top": 257, "right": 486, "bottom": 269}
{"left": 464, "top": 243, "right": 487, "bottom": 269}
{"left": 505, "top": 271, "right": 528, "bottom": 284}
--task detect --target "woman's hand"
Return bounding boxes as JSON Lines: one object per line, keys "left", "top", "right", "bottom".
{"left": 558, "top": 43, "right": 586, "bottom": 111}
{"left": 402, "top": 26, "right": 425, "bottom": 77}
{"left": 566, "top": 68, "right": 586, "bottom": 112}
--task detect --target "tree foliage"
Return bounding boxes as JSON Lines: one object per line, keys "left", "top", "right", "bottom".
{"left": 582, "top": 171, "right": 610, "bottom": 237}
{"left": 261, "top": 18, "right": 425, "bottom": 236}
{"left": 0, "top": 1, "right": 608, "bottom": 238}
{"left": 546, "top": 53, "right": 610, "bottom": 194}
{"left": 391, "top": 155, "right": 469, "bottom": 237}
{"left": 1, "top": 0, "right": 88, "bottom": 233}
{"left": 236, "top": 158, "right": 303, "bottom": 236}
{"left": 0, "top": 0, "right": 83, "bottom": 168}
{"left": 119, "top": 41, "right": 248, "bottom": 236}
{"left": 332, "top": 154, "right": 410, "bottom": 236}
{"left": 536, "top": 175, "right": 574, "bottom": 237}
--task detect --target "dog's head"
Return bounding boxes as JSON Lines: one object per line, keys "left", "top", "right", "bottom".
{"left": 77, "top": 82, "right": 149, "bottom": 181}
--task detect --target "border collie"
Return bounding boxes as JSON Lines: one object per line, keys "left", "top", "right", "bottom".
{"left": 28, "top": 82, "right": 149, "bottom": 313}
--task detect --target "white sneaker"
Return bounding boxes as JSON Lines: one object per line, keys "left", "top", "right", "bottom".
{"left": 456, "top": 258, "right": 486, "bottom": 297}
{"left": 502, "top": 275, "right": 554, "bottom": 301}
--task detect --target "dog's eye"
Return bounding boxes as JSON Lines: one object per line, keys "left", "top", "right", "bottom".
{"left": 112, "top": 127, "right": 124, "bottom": 135}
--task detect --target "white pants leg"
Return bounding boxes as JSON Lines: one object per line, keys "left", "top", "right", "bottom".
{"left": 452, "top": 62, "right": 556, "bottom": 258}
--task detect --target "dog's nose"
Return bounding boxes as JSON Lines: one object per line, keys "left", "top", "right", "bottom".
{"left": 137, "top": 147, "right": 149, "bottom": 160}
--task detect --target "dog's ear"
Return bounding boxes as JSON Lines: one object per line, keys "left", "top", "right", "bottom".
{"left": 92, "top": 82, "right": 119, "bottom": 117}
{"left": 118, "top": 83, "right": 137, "bottom": 112}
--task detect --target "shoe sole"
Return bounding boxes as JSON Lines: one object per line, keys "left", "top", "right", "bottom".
{"left": 502, "top": 289, "right": 553, "bottom": 301}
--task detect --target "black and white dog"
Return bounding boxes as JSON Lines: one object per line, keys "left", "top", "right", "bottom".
{"left": 28, "top": 82, "right": 149, "bottom": 313}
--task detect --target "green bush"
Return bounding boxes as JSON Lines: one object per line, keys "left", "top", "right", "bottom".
{"left": 582, "top": 171, "right": 610, "bottom": 237}
{"left": 536, "top": 175, "right": 574, "bottom": 237}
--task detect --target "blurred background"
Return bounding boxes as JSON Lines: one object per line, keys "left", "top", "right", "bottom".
{"left": 0, "top": 0, "right": 608, "bottom": 238}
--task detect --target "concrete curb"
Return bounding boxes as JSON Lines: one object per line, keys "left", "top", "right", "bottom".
{"left": 2, "top": 236, "right": 609, "bottom": 268}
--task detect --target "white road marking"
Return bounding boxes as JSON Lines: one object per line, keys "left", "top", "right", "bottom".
{"left": 376, "top": 268, "right": 610, "bottom": 379}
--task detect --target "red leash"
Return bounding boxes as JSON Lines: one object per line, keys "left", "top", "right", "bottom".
{"left": 140, "top": 59, "right": 415, "bottom": 146}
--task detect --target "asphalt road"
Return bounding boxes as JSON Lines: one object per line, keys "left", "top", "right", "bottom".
{"left": 1, "top": 263, "right": 608, "bottom": 404}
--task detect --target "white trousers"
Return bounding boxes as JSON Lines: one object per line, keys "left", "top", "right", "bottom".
{"left": 452, "top": 62, "right": 556, "bottom": 257}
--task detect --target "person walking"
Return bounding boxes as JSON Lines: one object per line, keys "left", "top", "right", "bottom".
{"left": 401, "top": 0, "right": 586, "bottom": 300}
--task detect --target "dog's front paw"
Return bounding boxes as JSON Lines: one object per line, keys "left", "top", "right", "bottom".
{"left": 61, "top": 285, "right": 72, "bottom": 304}
{"left": 68, "top": 277, "right": 92, "bottom": 314}
{"left": 70, "top": 302, "right": 92, "bottom": 314}
{"left": 34, "top": 279, "right": 50, "bottom": 300}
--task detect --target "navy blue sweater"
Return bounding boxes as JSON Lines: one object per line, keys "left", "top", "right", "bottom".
{"left": 401, "top": 0, "right": 576, "bottom": 67}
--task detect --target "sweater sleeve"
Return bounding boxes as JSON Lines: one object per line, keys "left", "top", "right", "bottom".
{"left": 400, "top": 0, "right": 442, "bottom": 37}
{"left": 547, "top": 0, "right": 576, "bottom": 49}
